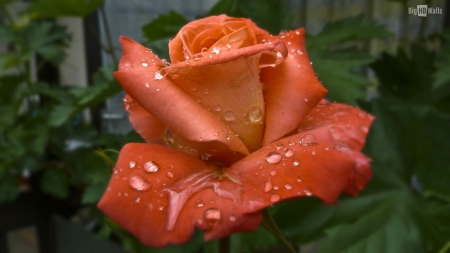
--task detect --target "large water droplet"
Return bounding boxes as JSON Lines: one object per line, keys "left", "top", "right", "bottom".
{"left": 144, "top": 161, "right": 160, "bottom": 172}
{"left": 223, "top": 111, "right": 235, "bottom": 121}
{"left": 204, "top": 208, "right": 221, "bottom": 225}
{"left": 129, "top": 161, "right": 136, "bottom": 169}
{"left": 266, "top": 151, "right": 282, "bottom": 164}
{"left": 196, "top": 199, "right": 204, "bottom": 208}
{"left": 270, "top": 194, "right": 281, "bottom": 202}
{"left": 154, "top": 71, "right": 163, "bottom": 80}
{"left": 249, "top": 106, "right": 263, "bottom": 123}
{"left": 264, "top": 181, "right": 272, "bottom": 192}
{"left": 285, "top": 148, "right": 294, "bottom": 157}
{"left": 300, "top": 134, "right": 318, "bottom": 146}
{"left": 292, "top": 158, "right": 300, "bottom": 166}
{"left": 129, "top": 174, "right": 152, "bottom": 191}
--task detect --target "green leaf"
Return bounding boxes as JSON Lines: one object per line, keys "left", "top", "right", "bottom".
{"left": 433, "top": 30, "right": 450, "bottom": 90}
{"left": 22, "top": 21, "right": 71, "bottom": 66}
{"left": 0, "top": 175, "right": 19, "bottom": 203}
{"left": 230, "top": 226, "right": 278, "bottom": 253}
{"left": 41, "top": 168, "right": 69, "bottom": 198}
{"left": 142, "top": 11, "right": 188, "bottom": 42}
{"left": 0, "top": 24, "right": 15, "bottom": 42}
{"left": 82, "top": 184, "right": 107, "bottom": 204}
{"left": 208, "top": 0, "right": 294, "bottom": 34}
{"left": 307, "top": 15, "right": 391, "bottom": 49}
{"left": 26, "top": 0, "right": 104, "bottom": 18}
{"left": 49, "top": 64, "right": 121, "bottom": 126}
{"left": 309, "top": 48, "right": 375, "bottom": 103}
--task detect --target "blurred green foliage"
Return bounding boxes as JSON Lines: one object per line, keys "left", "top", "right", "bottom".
{"left": 1, "top": 0, "right": 449, "bottom": 252}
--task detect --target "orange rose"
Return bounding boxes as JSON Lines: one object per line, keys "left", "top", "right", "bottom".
{"left": 98, "top": 15, "right": 373, "bottom": 247}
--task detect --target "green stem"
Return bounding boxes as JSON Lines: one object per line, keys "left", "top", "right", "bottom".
{"left": 439, "top": 241, "right": 450, "bottom": 253}
{"left": 99, "top": 4, "right": 118, "bottom": 64}
{"left": 261, "top": 209, "right": 296, "bottom": 253}
{"left": 218, "top": 236, "right": 230, "bottom": 253}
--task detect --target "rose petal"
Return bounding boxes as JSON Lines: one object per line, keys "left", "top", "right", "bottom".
{"left": 114, "top": 36, "right": 249, "bottom": 155}
{"left": 98, "top": 144, "right": 261, "bottom": 247}
{"left": 297, "top": 100, "right": 375, "bottom": 195}
{"left": 161, "top": 41, "right": 287, "bottom": 153}
{"left": 226, "top": 127, "right": 356, "bottom": 208}
{"left": 123, "top": 94, "right": 165, "bottom": 144}
{"left": 170, "top": 15, "right": 263, "bottom": 63}
{"left": 259, "top": 28, "right": 328, "bottom": 145}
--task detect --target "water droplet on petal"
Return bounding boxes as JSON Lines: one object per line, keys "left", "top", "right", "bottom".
{"left": 226, "top": 43, "right": 232, "bottom": 49}
{"left": 129, "top": 161, "right": 136, "bottom": 169}
{"left": 166, "top": 171, "right": 173, "bottom": 178}
{"left": 279, "top": 30, "right": 287, "bottom": 38}
{"left": 204, "top": 208, "right": 221, "bottom": 225}
{"left": 154, "top": 71, "right": 163, "bottom": 80}
{"left": 204, "top": 89, "right": 210, "bottom": 95}
{"left": 223, "top": 111, "right": 235, "bottom": 121}
{"left": 229, "top": 214, "right": 236, "bottom": 222}
{"left": 316, "top": 100, "right": 330, "bottom": 107}
{"left": 288, "top": 139, "right": 296, "bottom": 146}
{"left": 359, "top": 125, "right": 369, "bottom": 133}
{"left": 195, "top": 97, "right": 202, "bottom": 103}
{"left": 159, "top": 205, "right": 164, "bottom": 211}
{"left": 300, "top": 134, "right": 318, "bottom": 146}
{"left": 293, "top": 158, "right": 300, "bottom": 166}
{"left": 276, "top": 142, "right": 284, "bottom": 150}
{"left": 304, "top": 188, "right": 312, "bottom": 196}
{"left": 297, "top": 49, "right": 303, "bottom": 55}
{"left": 190, "top": 85, "right": 197, "bottom": 91}
{"left": 214, "top": 105, "right": 222, "bottom": 111}
{"left": 270, "top": 170, "right": 276, "bottom": 176}
{"left": 144, "top": 161, "right": 160, "bottom": 172}
{"left": 264, "top": 181, "right": 272, "bottom": 192}
{"left": 304, "top": 97, "right": 309, "bottom": 102}
{"left": 212, "top": 47, "right": 220, "bottom": 54}
{"left": 266, "top": 151, "right": 282, "bottom": 164}
{"left": 135, "top": 197, "right": 141, "bottom": 203}
{"left": 296, "top": 176, "right": 302, "bottom": 182}
{"left": 196, "top": 199, "right": 204, "bottom": 208}
{"left": 249, "top": 106, "right": 263, "bottom": 123}
{"left": 270, "top": 194, "right": 280, "bottom": 202}
{"left": 312, "top": 150, "right": 316, "bottom": 156}
{"left": 129, "top": 174, "right": 152, "bottom": 191}
{"left": 285, "top": 183, "right": 292, "bottom": 190}
{"left": 141, "top": 59, "right": 148, "bottom": 67}
{"left": 285, "top": 148, "right": 294, "bottom": 157}
{"left": 358, "top": 112, "right": 366, "bottom": 119}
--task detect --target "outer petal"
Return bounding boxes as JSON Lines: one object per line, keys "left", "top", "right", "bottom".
{"left": 114, "top": 36, "right": 249, "bottom": 155}
{"left": 98, "top": 144, "right": 261, "bottom": 247}
{"left": 161, "top": 41, "right": 287, "bottom": 153}
{"left": 259, "top": 28, "right": 328, "bottom": 145}
{"left": 123, "top": 94, "right": 165, "bottom": 144}
{"left": 226, "top": 127, "right": 357, "bottom": 208}
{"left": 297, "top": 100, "right": 375, "bottom": 195}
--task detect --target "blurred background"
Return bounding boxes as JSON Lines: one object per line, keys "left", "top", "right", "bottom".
{"left": 0, "top": 0, "right": 449, "bottom": 252}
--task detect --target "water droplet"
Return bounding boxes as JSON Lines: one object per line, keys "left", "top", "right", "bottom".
{"left": 266, "top": 151, "right": 282, "bottom": 164}
{"left": 201, "top": 153, "right": 211, "bottom": 161}
{"left": 270, "top": 170, "right": 276, "bottom": 176}
{"left": 162, "top": 59, "right": 171, "bottom": 66}
{"left": 273, "top": 185, "right": 279, "bottom": 190}
{"left": 196, "top": 199, "right": 204, "bottom": 208}
{"left": 229, "top": 214, "right": 236, "bottom": 222}
{"left": 156, "top": 88, "right": 160, "bottom": 92}
{"left": 312, "top": 150, "right": 316, "bottom": 156}
{"left": 144, "top": 83, "right": 150, "bottom": 88}
{"left": 129, "top": 174, "right": 152, "bottom": 191}
{"left": 195, "top": 97, "right": 202, "bottom": 103}
{"left": 141, "top": 59, "right": 148, "bottom": 67}
{"left": 293, "top": 158, "right": 300, "bottom": 166}
{"left": 129, "top": 161, "right": 136, "bottom": 169}
{"left": 154, "top": 71, "right": 163, "bottom": 80}
{"left": 165, "top": 128, "right": 173, "bottom": 144}
{"left": 214, "top": 105, "right": 222, "bottom": 111}
{"left": 158, "top": 205, "right": 164, "bottom": 211}
{"left": 304, "top": 188, "right": 312, "bottom": 196}
{"left": 285, "top": 148, "right": 294, "bottom": 157}
{"left": 270, "top": 194, "right": 280, "bottom": 202}
{"left": 297, "top": 49, "right": 303, "bottom": 55}
{"left": 279, "top": 30, "right": 287, "bottom": 38}
{"left": 285, "top": 183, "right": 292, "bottom": 190}
{"left": 144, "top": 161, "right": 160, "bottom": 172}
{"left": 226, "top": 43, "right": 232, "bottom": 49}
{"left": 204, "top": 208, "right": 220, "bottom": 225}
{"left": 204, "top": 89, "right": 210, "bottom": 95}
{"left": 287, "top": 41, "right": 291, "bottom": 45}
{"left": 223, "top": 111, "right": 235, "bottom": 121}
{"left": 304, "top": 97, "right": 309, "bottom": 102}
{"left": 190, "top": 85, "right": 197, "bottom": 91}
{"left": 296, "top": 176, "right": 302, "bottom": 182}
{"left": 288, "top": 139, "right": 296, "bottom": 146}
{"left": 264, "top": 181, "right": 272, "bottom": 192}
{"left": 248, "top": 106, "right": 263, "bottom": 123}
{"left": 300, "top": 134, "right": 318, "bottom": 146}
{"left": 226, "top": 134, "right": 231, "bottom": 141}
{"left": 197, "top": 218, "right": 203, "bottom": 226}
{"left": 276, "top": 142, "right": 284, "bottom": 150}
{"left": 166, "top": 171, "right": 173, "bottom": 178}
{"left": 359, "top": 125, "right": 369, "bottom": 133}
{"left": 212, "top": 47, "right": 220, "bottom": 54}
{"left": 316, "top": 100, "right": 330, "bottom": 107}
{"left": 358, "top": 112, "right": 366, "bottom": 119}
{"left": 135, "top": 197, "right": 141, "bottom": 203}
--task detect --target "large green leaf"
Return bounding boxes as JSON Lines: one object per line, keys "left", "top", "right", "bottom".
{"left": 26, "top": 0, "right": 103, "bottom": 18}
{"left": 142, "top": 11, "right": 188, "bottom": 42}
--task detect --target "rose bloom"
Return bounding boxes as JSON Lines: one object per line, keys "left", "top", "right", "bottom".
{"left": 98, "top": 15, "right": 374, "bottom": 247}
